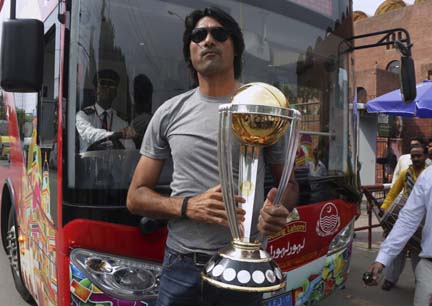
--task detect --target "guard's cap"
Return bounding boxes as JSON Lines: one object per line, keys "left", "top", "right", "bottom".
{"left": 93, "top": 69, "right": 120, "bottom": 87}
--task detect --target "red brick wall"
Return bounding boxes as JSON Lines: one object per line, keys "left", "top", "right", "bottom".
{"left": 404, "top": 117, "right": 432, "bottom": 150}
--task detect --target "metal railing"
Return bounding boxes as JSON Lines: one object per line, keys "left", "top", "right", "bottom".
{"left": 355, "top": 184, "right": 391, "bottom": 249}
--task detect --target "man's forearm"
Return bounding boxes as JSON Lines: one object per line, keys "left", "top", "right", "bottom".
{"left": 127, "top": 186, "right": 182, "bottom": 219}
{"left": 381, "top": 180, "right": 402, "bottom": 210}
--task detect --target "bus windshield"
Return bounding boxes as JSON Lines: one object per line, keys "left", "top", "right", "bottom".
{"left": 65, "top": 0, "right": 354, "bottom": 205}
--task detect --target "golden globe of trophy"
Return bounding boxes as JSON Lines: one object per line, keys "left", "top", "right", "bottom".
{"left": 201, "top": 83, "right": 301, "bottom": 292}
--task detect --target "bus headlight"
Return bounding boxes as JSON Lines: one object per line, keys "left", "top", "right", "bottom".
{"left": 327, "top": 220, "right": 354, "bottom": 255}
{"left": 70, "top": 248, "right": 162, "bottom": 301}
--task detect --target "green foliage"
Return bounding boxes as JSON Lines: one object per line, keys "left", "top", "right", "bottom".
{"left": 16, "top": 108, "right": 27, "bottom": 128}
{"left": 0, "top": 107, "right": 5, "bottom": 120}
{"left": 0, "top": 95, "right": 6, "bottom": 120}
{"left": 16, "top": 108, "right": 33, "bottom": 134}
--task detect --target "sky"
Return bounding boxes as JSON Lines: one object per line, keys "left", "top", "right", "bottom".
{"left": 353, "top": 0, "right": 415, "bottom": 16}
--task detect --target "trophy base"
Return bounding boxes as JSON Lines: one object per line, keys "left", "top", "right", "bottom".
{"left": 201, "top": 241, "right": 286, "bottom": 292}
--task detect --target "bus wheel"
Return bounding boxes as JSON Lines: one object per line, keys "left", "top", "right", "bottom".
{"left": 6, "top": 208, "right": 34, "bottom": 303}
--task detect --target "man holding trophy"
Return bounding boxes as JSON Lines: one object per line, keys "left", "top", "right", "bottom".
{"left": 127, "top": 7, "right": 300, "bottom": 306}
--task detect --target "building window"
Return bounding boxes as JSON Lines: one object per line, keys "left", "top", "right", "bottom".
{"left": 386, "top": 60, "right": 400, "bottom": 74}
{"left": 428, "top": 70, "right": 432, "bottom": 80}
{"left": 357, "top": 87, "right": 367, "bottom": 103}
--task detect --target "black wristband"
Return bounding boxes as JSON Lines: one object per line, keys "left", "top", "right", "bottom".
{"left": 181, "top": 197, "right": 191, "bottom": 219}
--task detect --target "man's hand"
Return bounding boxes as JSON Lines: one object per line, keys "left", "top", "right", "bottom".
{"left": 120, "top": 127, "right": 137, "bottom": 139}
{"left": 258, "top": 188, "right": 289, "bottom": 236}
{"left": 186, "top": 185, "right": 245, "bottom": 227}
{"left": 365, "top": 262, "right": 385, "bottom": 286}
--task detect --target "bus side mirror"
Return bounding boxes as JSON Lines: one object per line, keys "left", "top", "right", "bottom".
{"left": 399, "top": 56, "right": 416, "bottom": 103}
{"left": 0, "top": 19, "right": 44, "bottom": 92}
{"left": 394, "top": 40, "right": 416, "bottom": 103}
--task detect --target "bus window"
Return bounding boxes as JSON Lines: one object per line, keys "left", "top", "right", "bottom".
{"left": 64, "top": 0, "right": 183, "bottom": 206}
{"left": 29, "top": 13, "right": 62, "bottom": 227}
{"left": 12, "top": 92, "right": 34, "bottom": 148}
{"left": 65, "top": 0, "right": 355, "bottom": 206}
{"left": 38, "top": 27, "right": 57, "bottom": 149}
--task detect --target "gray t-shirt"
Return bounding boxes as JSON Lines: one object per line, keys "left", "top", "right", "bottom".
{"left": 141, "top": 88, "right": 286, "bottom": 254}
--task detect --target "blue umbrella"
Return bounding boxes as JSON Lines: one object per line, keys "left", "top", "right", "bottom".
{"left": 366, "top": 80, "right": 432, "bottom": 118}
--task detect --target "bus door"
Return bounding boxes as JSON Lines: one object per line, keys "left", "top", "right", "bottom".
{"left": 10, "top": 9, "right": 62, "bottom": 305}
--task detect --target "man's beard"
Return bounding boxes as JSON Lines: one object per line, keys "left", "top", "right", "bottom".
{"left": 413, "top": 161, "right": 425, "bottom": 169}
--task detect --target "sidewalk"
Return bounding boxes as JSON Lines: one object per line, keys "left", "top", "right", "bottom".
{"left": 320, "top": 201, "right": 415, "bottom": 306}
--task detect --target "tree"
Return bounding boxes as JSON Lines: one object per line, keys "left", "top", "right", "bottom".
{"left": 0, "top": 95, "right": 6, "bottom": 120}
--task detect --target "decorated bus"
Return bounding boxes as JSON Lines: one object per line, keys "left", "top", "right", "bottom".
{"left": 0, "top": 0, "right": 363, "bottom": 305}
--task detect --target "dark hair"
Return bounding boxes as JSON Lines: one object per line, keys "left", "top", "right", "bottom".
{"left": 410, "top": 144, "right": 428, "bottom": 154}
{"left": 183, "top": 7, "right": 245, "bottom": 84}
{"left": 134, "top": 74, "right": 153, "bottom": 99}
{"left": 93, "top": 69, "right": 120, "bottom": 87}
{"left": 428, "top": 137, "right": 432, "bottom": 144}
{"left": 134, "top": 74, "right": 153, "bottom": 113}
{"left": 410, "top": 136, "right": 425, "bottom": 145}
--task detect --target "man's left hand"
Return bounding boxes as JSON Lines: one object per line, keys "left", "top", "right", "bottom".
{"left": 258, "top": 188, "right": 289, "bottom": 236}
{"left": 365, "top": 262, "right": 384, "bottom": 287}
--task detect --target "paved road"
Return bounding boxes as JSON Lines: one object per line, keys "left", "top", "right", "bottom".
{"left": 0, "top": 247, "right": 30, "bottom": 306}
{"left": 321, "top": 237, "right": 415, "bottom": 306}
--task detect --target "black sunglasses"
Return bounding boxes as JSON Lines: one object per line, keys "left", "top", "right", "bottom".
{"left": 190, "top": 27, "right": 229, "bottom": 44}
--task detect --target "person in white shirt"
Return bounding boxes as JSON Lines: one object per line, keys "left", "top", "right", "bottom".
{"left": 391, "top": 137, "right": 431, "bottom": 184}
{"left": 76, "top": 69, "right": 136, "bottom": 152}
{"left": 367, "top": 166, "right": 432, "bottom": 306}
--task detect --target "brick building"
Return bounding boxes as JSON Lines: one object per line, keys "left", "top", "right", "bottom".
{"left": 353, "top": 0, "right": 432, "bottom": 183}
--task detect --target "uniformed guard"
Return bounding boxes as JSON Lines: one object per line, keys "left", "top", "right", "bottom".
{"left": 76, "top": 69, "right": 136, "bottom": 152}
